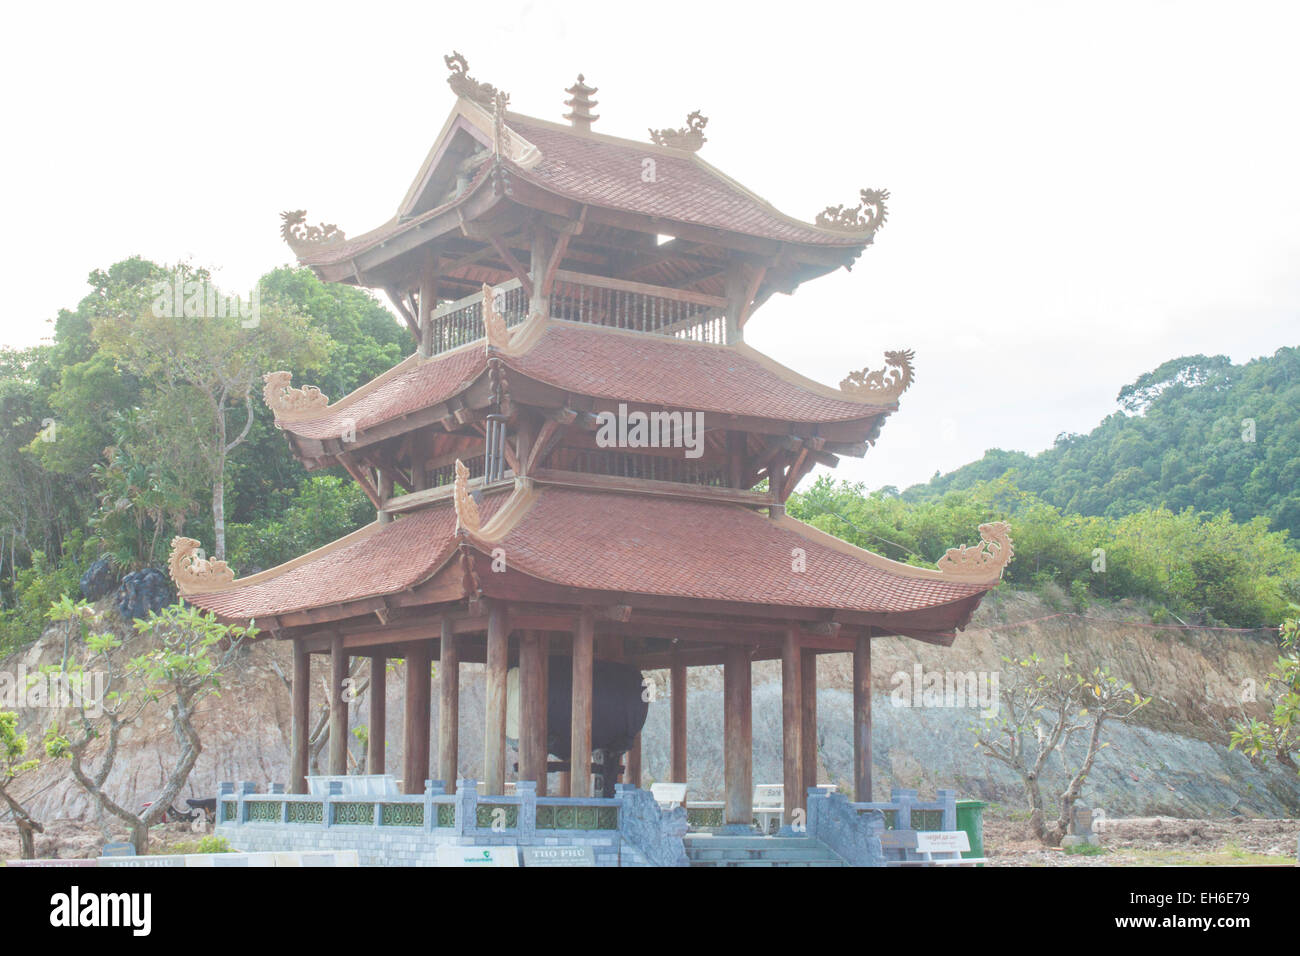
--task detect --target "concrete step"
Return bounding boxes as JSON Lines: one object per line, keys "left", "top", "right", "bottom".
{"left": 683, "top": 833, "right": 846, "bottom": 867}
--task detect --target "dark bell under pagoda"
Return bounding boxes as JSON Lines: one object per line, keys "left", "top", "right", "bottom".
{"left": 173, "top": 54, "right": 1013, "bottom": 831}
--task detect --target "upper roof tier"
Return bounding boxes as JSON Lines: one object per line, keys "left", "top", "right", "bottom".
{"left": 281, "top": 57, "right": 889, "bottom": 297}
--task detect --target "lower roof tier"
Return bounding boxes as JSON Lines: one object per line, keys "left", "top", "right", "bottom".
{"left": 179, "top": 482, "right": 1006, "bottom": 641}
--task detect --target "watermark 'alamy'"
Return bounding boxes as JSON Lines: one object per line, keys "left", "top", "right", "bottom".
{"left": 890, "top": 665, "right": 999, "bottom": 718}
{"left": 595, "top": 403, "right": 704, "bottom": 459}
{"left": 152, "top": 277, "right": 260, "bottom": 328}
{"left": 0, "top": 666, "right": 106, "bottom": 718}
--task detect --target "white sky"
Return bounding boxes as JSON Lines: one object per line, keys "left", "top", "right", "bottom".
{"left": 3, "top": 1, "right": 1297, "bottom": 491}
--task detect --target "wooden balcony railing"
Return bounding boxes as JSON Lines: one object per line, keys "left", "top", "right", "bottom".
{"left": 426, "top": 271, "right": 729, "bottom": 356}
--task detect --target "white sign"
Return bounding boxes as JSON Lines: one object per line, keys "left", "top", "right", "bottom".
{"left": 650, "top": 783, "right": 688, "bottom": 807}
{"left": 436, "top": 845, "right": 520, "bottom": 867}
{"left": 915, "top": 831, "right": 970, "bottom": 855}
{"left": 522, "top": 846, "right": 595, "bottom": 867}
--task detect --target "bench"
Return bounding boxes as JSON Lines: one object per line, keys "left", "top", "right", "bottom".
{"left": 650, "top": 782, "right": 689, "bottom": 811}
{"left": 753, "top": 784, "right": 784, "bottom": 834}
{"left": 881, "top": 829, "right": 985, "bottom": 866}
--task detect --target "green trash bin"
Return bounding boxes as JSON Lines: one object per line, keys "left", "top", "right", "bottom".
{"left": 955, "top": 799, "right": 986, "bottom": 866}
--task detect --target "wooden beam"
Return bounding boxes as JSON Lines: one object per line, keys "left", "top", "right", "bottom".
{"left": 781, "top": 629, "right": 803, "bottom": 824}
{"left": 854, "top": 633, "right": 872, "bottom": 802}
{"left": 290, "top": 639, "right": 310, "bottom": 794}
{"left": 670, "top": 647, "right": 687, "bottom": 784}
{"left": 570, "top": 608, "right": 595, "bottom": 798}
{"left": 368, "top": 653, "right": 386, "bottom": 774}
{"left": 328, "top": 635, "right": 348, "bottom": 775}
{"left": 385, "top": 286, "right": 421, "bottom": 342}
{"left": 403, "top": 641, "right": 432, "bottom": 795}
{"left": 723, "top": 644, "right": 753, "bottom": 827}
{"left": 488, "top": 234, "right": 534, "bottom": 297}
{"left": 484, "top": 600, "right": 510, "bottom": 795}
{"left": 531, "top": 468, "right": 776, "bottom": 507}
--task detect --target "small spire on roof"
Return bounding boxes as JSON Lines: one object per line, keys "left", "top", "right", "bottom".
{"left": 563, "top": 74, "right": 599, "bottom": 131}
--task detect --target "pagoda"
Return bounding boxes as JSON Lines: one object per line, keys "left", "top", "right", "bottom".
{"left": 175, "top": 54, "right": 1012, "bottom": 836}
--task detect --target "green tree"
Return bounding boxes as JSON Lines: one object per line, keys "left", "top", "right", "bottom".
{"left": 0, "top": 711, "right": 43, "bottom": 859}
{"left": 1230, "top": 613, "right": 1300, "bottom": 774}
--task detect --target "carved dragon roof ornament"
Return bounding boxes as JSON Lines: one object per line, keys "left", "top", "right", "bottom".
{"left": 453, "top": 458, "right": 481, "bottom": 534}
{"left": 280, "top": 210, "right": 346, "bottom": 256}
{"left": 482, "top": 283, "right": 512, "bottom": 351}
{"left": 936, "top": 522, "right": 1015, "bottom": 581}
{"left": 262, "top": 371, "right": 329, "bottom": 420}
{"left": 649, "top": 111, "right": 708, "bottom": 151}
{"left": 816, "top": 188, "right": 890, "bottom": 237}
{"left": 840, "top": 349, "right": 915, "bottom": 403}
{"left": 445, "top": 51, "right": 499, "bottom": 107}
{"left": 168, "top": 536, "right": 235, "bottom": 594}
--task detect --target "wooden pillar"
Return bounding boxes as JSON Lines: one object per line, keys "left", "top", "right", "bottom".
{"left": 537, "top": 633, "right": 549, "bottom": 796}
{"left": 403, "top": 642, "right": 432, "bottom": 795}
{"left": 367, "top": 654, "right": 386, "bottom": 775}
{"left": 484, "top": 601, "right": 510, "bottom": 795}
{"left": 670, "top": 649, "right": 687, "bottom": 783}
{"left": 853, "top": 633, "right": 873, "bottom": 802}
{"left": 328, "top": 635, "right": 348, "bottom": 775}
{"left": 518, "top": 630, "right": 545, "bottom": 785}
{"left": 781, "top": 630, "right": 803, "bottom": 823}
{"left": 800, "top": 648, "right": 818, "bottom": 797}
{"left": 625, "top": 733, "right": 642, "bottom": 789}
{"left": 570, "top": 608, "right": 595, "bottom": 798}
{"left": 437, "top": 618, "right": 459, "bottom": 794}
{"left": 290, "top": 639, "right": 310, "bottom": 794}
{"left": 557, "top": 771, "right": 571, "bottom": 797}
{"left": 723, "top": 644, "right": 753, "bottom": 827}
{"left": 417, "top": 252, "right": 437, "bottom": 358}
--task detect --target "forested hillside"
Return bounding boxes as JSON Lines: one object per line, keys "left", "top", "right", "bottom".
{"left": 0, "top": 259, "right": 408, "bottom": 653}
{"left": 903, "top": 350, "right": 1300, "bottom": 536}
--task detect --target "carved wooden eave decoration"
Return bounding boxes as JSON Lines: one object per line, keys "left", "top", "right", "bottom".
{"left": 279, "top": 210, "right": 346, "bottom": 257}
{"left": 481, "top": 283, "right": 513, "bottom": 352}
{"left": 840, "top": 349, "right": 915, "bottom": 403}
{"left": 262, "top": 371, "right": 329, "bottom": 421}
{"left": 816, "top": 188, "right": 890, "bottom": 237}
{"left": 445, "top": 51, "right": 499, "bottom": 108}
{"left": 453, "top": 458, "right": 481, "bottom": 534}
{"left": 649, "top": 111, "right": 708, "bottom": 151}
{"left": 168, "top": 536, "right": 235, "bottom": 595}
{"left": 936, "top": 522, "right": 1015, "bottom": 582}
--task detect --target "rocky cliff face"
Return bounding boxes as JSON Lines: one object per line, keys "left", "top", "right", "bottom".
{"left": 4, "top": 590, "right": 1297, "bottom": 825}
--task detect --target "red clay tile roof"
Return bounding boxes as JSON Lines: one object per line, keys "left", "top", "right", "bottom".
{"left": 491, "top": 488, "right": 988, "bottom": 615}
{"left": 187, "top": 486, "right": 989, "bottom": 625}
{"left": 280, "top": 320, "right": 889, "bottom": 444}
{"left": 504, "top": 117, "right": 865, "bottom": 248}
{"left": 292, "top": 106, "right": 867, "bottom": 269}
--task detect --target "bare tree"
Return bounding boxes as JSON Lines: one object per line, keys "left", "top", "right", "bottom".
{"left": 972, "top": 652, "right": 1149, "bottom": 846}
{"left": 44, "top": 597, "right": 253, "bottom": 854}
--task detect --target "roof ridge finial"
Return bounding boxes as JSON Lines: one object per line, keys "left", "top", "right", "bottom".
{"left": 563, "top": 73, "right": 599, "bottom": 131}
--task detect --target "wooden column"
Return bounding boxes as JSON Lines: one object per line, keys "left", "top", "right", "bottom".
{"left": 290, "top": 639, "right": 310, "bottom": 794}
{"left": 557, "top": 771, "right": 571, "bottom": 797}
{"left": 537, "top": 633, "right": 549, "bottom": 796}
{"left": 625, "top": 733, "right": 642, "bottom": 789}
{"left": 781, "top": 630, "right": 803, "bottom": 824}
{"left": 368, "top": 654, "right": 386, "bottom": 775}
{"left": 723, "top": 644, "right": 753, "bottom": 827}
{"left": 403, "top": 642, "right": 432, "bottom": 795}
{"left": 437, "top": 618, "right": 459, "bottom": 793}
{"left": 853, "top": 633, "right": 873, "bottom": 802}
{"left": 328, "top": 635, "right": 348, "bottom": 775}
{"left": 670, "top": 649, "right": 687, "bottom": 783}
{"left": 518, "top": 630, "right": 545, "bottom": 785}
{"left": 570, "top": 608, "right": 595, "bottom": 798}
{"left": 417, "top": 252, "right": 437, "bottom": 358}
{"left": 800, "top": 648, "right": 818, "bottom": 797}
{"left": 484, "top": 601, "right": 510, "bottom": 795}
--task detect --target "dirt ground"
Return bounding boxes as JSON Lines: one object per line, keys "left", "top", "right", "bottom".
{"left": 984, "top": 814, "right": 1300, "bottom": 866}
{"left": 0, "top": 818, "right": 210, "bottom": 863}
